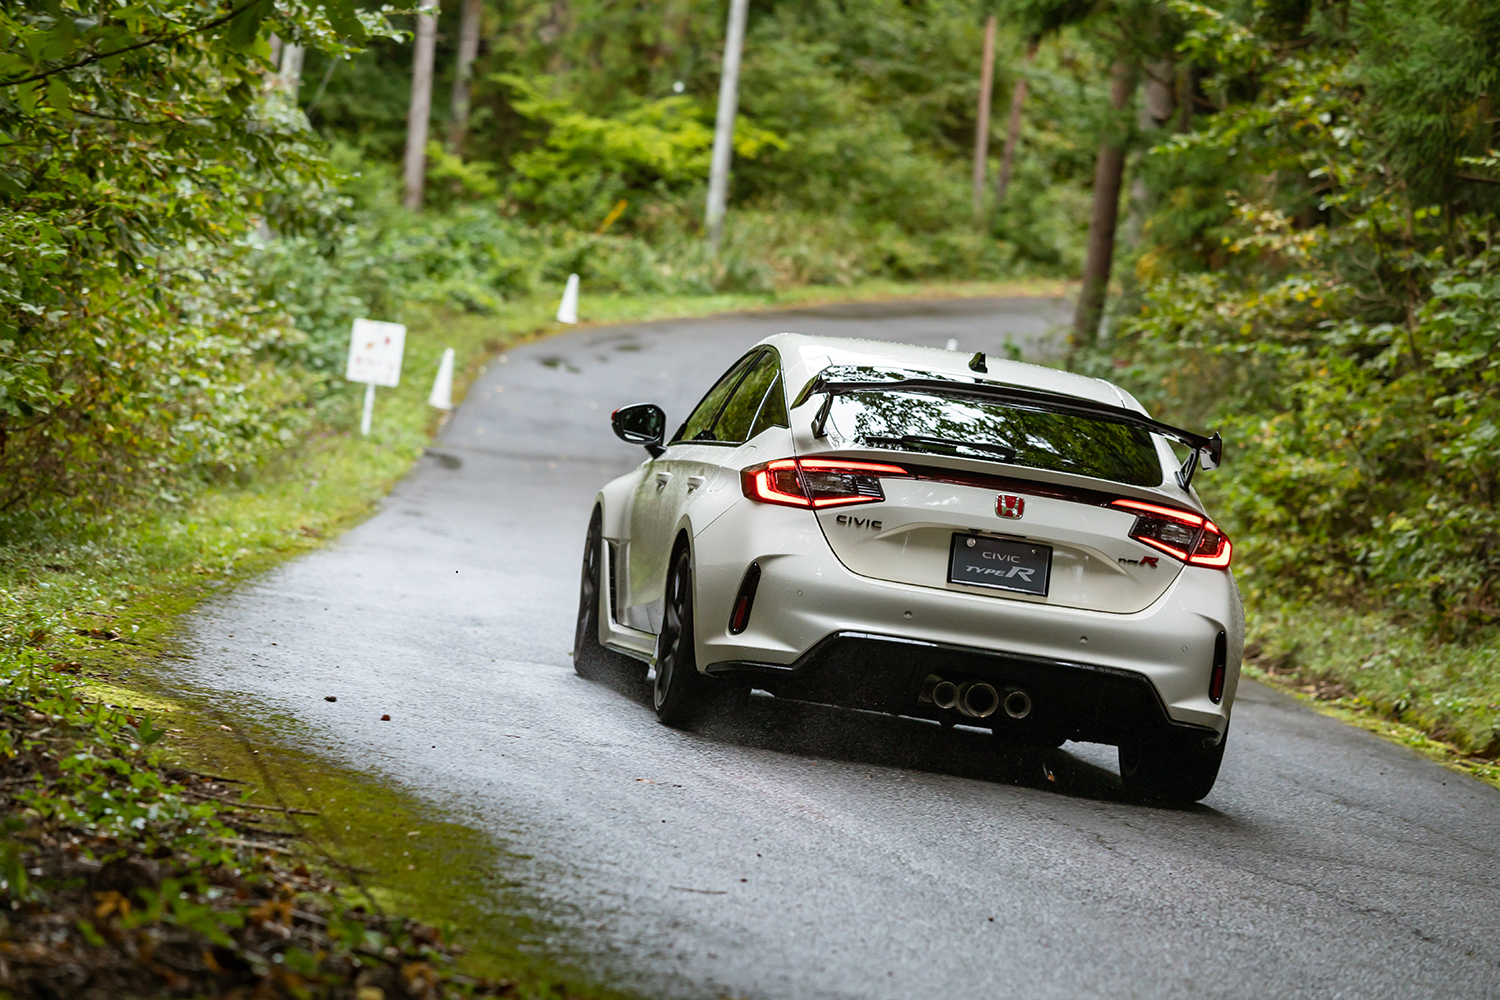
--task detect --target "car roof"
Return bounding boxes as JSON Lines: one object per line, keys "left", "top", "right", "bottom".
{"left": 758, "top": 332, "right": 1146, "bottom": 414}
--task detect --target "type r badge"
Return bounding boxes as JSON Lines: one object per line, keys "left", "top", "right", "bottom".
{"left": 996, "top": 495, "right": 1025, "bottom": 519}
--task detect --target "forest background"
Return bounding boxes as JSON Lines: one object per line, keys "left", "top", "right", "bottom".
{"left": 0, "top": 0, "right": 1498, "bottom": 989}
{"left": 3, "top": 0, "right": 1500, "bottom": 780}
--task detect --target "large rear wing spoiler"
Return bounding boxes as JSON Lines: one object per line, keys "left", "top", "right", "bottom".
{"left": 795, "top": 371, "right": 1223, "bottom": 490}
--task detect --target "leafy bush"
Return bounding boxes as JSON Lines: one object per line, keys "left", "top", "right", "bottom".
{"left": 0, "top": 0, "right": 389, "bottom": 518}
{"left": 0, "top": 232, "right": 312, "bottom": 515}
{"left": 1095, "top": 0, "right": 1500, "bottom": 637}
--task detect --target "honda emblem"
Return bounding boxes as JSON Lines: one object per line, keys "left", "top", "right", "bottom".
{"left": 996, "top": 495, "right": 1025, "bottom": 519}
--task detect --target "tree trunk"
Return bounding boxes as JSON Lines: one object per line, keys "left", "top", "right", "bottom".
{"left": 995, "top": 41, "right": 1037, "bottom": 206}
{"left": 279, "top": 43, "right": 304, "bottom": 100}
{"left": 705, "top": 0, "right": 750, "bottom": 252}
{"left": 447, "top": 0, "right": 483, "bottom": 153}
{"left": 1071, "top": 59, "right": 1134, "bottom": 349}
{"left": 971, "top": 15, "right": 997, "bottom": 224}
{"left": 1125, "top": 59, "right": 1175, "bottom": 246}
{"left": 403, "top": 4, "right": 439, "bottom": 212}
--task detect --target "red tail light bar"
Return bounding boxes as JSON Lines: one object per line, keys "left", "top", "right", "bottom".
{"left": 1110, "top": 498, "right": 1232, "bottom": 569}
{"left": 740, "top": 462, "right": 1231, "bottom": 567}
{"left": 742, "top": 458, "right": 910, "bottom": 509}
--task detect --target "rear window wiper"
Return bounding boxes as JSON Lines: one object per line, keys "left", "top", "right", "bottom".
{"left": 863, "top": 434, "right": 1016, "bottom": 461}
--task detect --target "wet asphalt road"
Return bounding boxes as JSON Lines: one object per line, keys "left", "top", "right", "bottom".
{"left": 182, "top": 298, "right": 1500, "bottom": 999}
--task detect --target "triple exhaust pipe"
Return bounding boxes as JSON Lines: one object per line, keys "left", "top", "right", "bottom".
{"left": 920, "top": 675, "right": 1032, "bottom": 720}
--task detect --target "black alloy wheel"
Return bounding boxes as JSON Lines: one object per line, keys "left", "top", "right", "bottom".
{"left": 1118, "top": 728, "right": 1228, "bottom": 804}
{"left": 653, "top": 546, "right": 703, "bottom": 727}
{"left": 573, "top": 507, "right": 628, "bottom": 680}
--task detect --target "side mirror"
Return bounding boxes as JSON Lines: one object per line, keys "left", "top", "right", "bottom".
{"left": 612, "top": 403, "right": 666, "bottom": 457}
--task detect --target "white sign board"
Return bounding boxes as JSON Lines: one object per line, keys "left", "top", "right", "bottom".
{"left": 345, "top": 319, "right": 407, "bottom": 387}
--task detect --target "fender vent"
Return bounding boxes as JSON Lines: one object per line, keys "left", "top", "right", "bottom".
{"left": 607, "top": 541, "right": 621, "bottom": 625}
{"left": 729, "top": 562, "right": 762, "bottom": 635}
{"left": 1210, "top": 630, "right": 1227, "bottom": 703}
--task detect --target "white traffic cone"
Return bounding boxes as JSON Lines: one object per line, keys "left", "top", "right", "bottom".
{"left": 427, "top": 347, "right": 455, "bottom": 410}
{"left": 557, "top": 273, "right": 580, "bottom": 324}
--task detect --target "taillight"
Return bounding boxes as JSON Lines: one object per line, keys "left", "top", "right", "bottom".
{"left": 1110, "top": 498, "right": 1233, "bottom": 569}
{"left": 741, "top": 458, "right": 909, "bottom": 509}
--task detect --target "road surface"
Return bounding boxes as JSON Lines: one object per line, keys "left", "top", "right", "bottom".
{"left": 181, "top": 297, "right": 1500, "bottom": 999}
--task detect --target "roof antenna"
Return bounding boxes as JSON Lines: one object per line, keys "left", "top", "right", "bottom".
{"left": 968, "top": 352, "right": 988, "bottom": 373}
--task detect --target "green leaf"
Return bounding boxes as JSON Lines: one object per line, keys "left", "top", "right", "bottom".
{"left": 322, "top": 0, "right": 365, "bottom": 43}
{"left": 16, "top": 81, "right": 38, "bottom": 115}
{"left": 224, "top": 0, "right": 265, "bottom": 49}
{"left": 46, "top": 77, "right": 72, "bottom": 119}
{"left": 75, "top": 919, "right": 106, "bottom": 946}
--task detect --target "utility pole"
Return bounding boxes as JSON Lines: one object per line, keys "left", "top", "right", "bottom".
{"left": 447, "top": 0, "right": 483, "bottom": 153}
{"left": 971, "top": 15, "right": 997, "bottom": 224}
{"left": 996, "top": 40, "right": 1037, "bottom": 206}
{"left": 705, "top": 0, "right": 750, "bottom": 253}
{"left": 1072, "top": 59, "right": 1135, "bottom": 349}
{"left": 403, "top": 3, "right": 439, "bottom": 211}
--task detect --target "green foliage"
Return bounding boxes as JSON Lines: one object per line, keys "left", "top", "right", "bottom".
{"left": 1096, "top": 0, "right": 1500, "bottom": 638}
{"left": 305, "top": 0, "right": 1102, "bottom": 269}
{"left": 1244, "top": 601, "right": 1500, "bottom": 758}
{"left": 0, "top": 0, "right": 388, "bottom": 517}
{"left": 499, "top": 74, "right": 783, "bottom": 227}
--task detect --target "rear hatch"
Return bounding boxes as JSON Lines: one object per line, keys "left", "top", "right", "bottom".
{"left": 804, "top": 383, "right": 1186, "bottom": 614}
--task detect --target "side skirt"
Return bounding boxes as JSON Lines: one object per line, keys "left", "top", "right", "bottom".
{"left": 601, "top": 540, "right": 656, "bottom": 662}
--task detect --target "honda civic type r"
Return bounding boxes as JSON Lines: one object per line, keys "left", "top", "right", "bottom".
{"left": 573, "top": 334, "right": 1244, "bottom": 802}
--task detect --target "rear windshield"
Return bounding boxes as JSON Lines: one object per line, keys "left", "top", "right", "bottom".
{"left": 824, "top": 388, "right": 1164, "bottom": 487}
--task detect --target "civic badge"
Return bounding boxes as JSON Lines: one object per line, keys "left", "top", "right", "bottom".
{"left": 996, "top": 495, "right": 1025, "bottom": 519}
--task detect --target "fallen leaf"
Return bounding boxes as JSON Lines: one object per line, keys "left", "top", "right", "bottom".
{"left": 94, "top": 890, "right": 129, "bottom": 919}
{"left": 380, "top": 714, "right": 391, "bottom": 721}
{"left": 249, "top": 898, "right": 294, "bottom": 924}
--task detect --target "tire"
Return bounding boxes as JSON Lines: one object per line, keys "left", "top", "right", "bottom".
{"left": 1118, "top": 728, "right": 1228, "bottom": 804}
{"left": 653, "top": 545, "right": 704, "bottom": 727}
{"left": 573, "top": 507, "right": 630, "bottom": 680}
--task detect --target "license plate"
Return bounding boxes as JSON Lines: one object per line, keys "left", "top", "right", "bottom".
{"left": 948, "top": 534, "right": 1052, "bottom": 596}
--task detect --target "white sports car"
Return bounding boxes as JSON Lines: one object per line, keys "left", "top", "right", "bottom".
{"left": 574, "top": 334, "right": 1243, "bottom": 802}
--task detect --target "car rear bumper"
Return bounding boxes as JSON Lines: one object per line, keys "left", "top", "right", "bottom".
{"left": 706, "top": 631, "right": 1222, "bottom": 748}
{"left": 691, "top": 504, "right": 1243, "bottom": 739}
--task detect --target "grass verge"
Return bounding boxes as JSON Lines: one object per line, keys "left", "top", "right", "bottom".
{"left": 0, "top": 279, "right": 1067, "bottom": 997}
{"left": 1244, "top": 601, "right": 1500, "bottom": 791}
{"left": 0, "top": 647, "right": 632, "bottom": 998}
